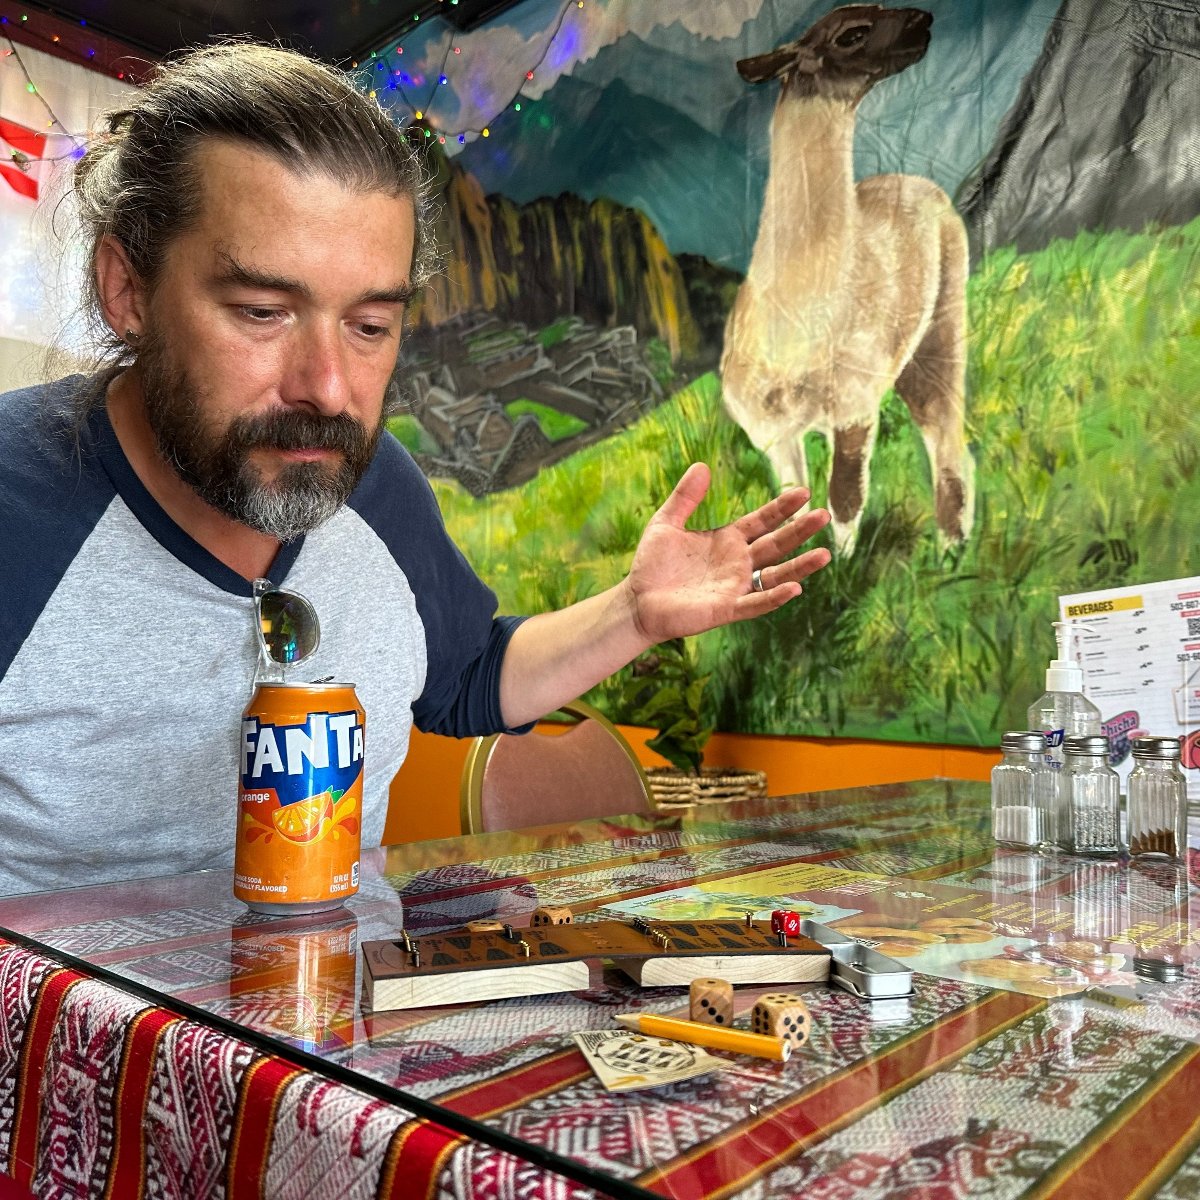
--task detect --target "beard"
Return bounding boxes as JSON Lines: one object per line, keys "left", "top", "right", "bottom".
{"left": 137, "top": 330, "right": 383, "bottom": 542}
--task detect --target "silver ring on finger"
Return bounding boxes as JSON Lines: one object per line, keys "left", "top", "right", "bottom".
{"left": 751, "top": 568, "right": 765, "bottom": 593}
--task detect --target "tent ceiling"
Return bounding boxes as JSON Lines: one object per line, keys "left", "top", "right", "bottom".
{"left": 20, "top": 0, "right": 524, "bottom": 63}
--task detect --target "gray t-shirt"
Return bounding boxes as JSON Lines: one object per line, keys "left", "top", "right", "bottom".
{"left": 0, "top": 377, "right": 521, "bottom": 897}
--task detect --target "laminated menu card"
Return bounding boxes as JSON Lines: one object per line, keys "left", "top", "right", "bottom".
{"left": 1058, "top": 575, "right": 1200, "bottom": 800}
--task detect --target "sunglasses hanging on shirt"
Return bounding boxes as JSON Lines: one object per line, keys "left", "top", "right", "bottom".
{"left": 252, "top": 578, "right": 320, "bottom": 683}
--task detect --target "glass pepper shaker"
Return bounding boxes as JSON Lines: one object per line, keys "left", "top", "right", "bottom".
{"left": 1061, "top": 734, "right": 1121, "bottom": 857}
{"left": 1127, "top": 736, "right": 1186, "bottom": 861}
{"left": 991, "top": 731, "right": 1055, "bottom": 849}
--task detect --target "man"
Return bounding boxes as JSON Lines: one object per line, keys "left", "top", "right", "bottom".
{"left": 0, "top": 44, "right": 831, "bottom": 898}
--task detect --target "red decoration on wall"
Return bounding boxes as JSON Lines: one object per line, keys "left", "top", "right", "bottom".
{"left": 0, "top": 113, "right": 43, "bottom": 200}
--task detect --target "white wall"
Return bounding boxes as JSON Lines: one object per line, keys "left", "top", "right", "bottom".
{"left": 0, "top": 334, "right": 86, "bottom": 391}
{"left": 0, "top": 335, "right": 43, "bottom": 391}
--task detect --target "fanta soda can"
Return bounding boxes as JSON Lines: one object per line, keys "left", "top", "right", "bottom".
{"left": 235, "top": 682, "right": 364, "bottom": 914}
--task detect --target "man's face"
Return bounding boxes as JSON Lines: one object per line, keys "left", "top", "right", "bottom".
{"left": 135, "top": 140, "right": 416, "bottom": 541}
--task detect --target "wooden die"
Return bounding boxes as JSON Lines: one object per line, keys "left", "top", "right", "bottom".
{"left": 751, "top": 992, "right": 811, "bottom": 1049}
{"left": 689, "top": 977, "right": 734, "bottom": 1026}
{"left": 530, "top": 906, "right": 574, "bottom": 927}
{"left": 465, "top": 920, "right": 504, "bottom": 933}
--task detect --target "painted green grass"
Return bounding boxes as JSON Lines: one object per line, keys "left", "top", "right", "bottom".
{"left": 387, "top": 413, "right": 439, "bottom": 456}
{"left": 432, "top": 217, "right": 1200, "bottom": 745}
{"left": 538, "top": 318, "right": 576, "bottom": 349}
{"left": 503, "top": 399, "right": 588, "bottom": 441}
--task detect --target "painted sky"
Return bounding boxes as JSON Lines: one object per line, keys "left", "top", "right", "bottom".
{"left": 357, "top": 0, "right": 1063, "bottom": 270}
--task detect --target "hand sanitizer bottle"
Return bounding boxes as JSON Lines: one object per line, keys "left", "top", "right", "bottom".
{"left": 1028, "top": 620, "right": 1102, "bottom": 772}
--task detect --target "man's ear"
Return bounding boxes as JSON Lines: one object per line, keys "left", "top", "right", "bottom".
{"left": 94, "top": 234, "right": 147, "bottom": 342}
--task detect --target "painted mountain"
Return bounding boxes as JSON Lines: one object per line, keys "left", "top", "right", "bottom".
{"left": 411, "top": 132, "right": 715, "bottom": 363}
{"left": 455, "top": 33, "right": 763, "bottom": 271}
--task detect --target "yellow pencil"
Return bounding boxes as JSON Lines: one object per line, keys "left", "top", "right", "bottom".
{"left": 613, "top": 1012, "right": 791, "bottom": 1062}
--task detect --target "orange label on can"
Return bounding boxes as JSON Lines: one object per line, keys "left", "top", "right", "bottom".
{"left": 234, "top": 684, "right": 364, "bottom": 908}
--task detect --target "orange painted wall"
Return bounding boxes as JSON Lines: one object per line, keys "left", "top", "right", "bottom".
{"left": 383, "top": 725, "right": 998, "bottom": 845}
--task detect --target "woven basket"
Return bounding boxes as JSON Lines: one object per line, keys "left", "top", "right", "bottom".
{"left": 647, "top": 766, "right": 768, "bottom": 811}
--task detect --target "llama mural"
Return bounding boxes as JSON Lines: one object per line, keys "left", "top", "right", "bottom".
{"left": 721, "top": 4, "right": 974, "bottom": 555}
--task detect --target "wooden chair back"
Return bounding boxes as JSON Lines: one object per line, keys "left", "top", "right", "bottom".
{"left": 459, "top": 700, "right": 653, "bottom": 834}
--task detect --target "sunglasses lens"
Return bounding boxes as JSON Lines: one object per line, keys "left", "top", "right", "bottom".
{"left": 258, "top": 591, "right": 319, "bottom": 664}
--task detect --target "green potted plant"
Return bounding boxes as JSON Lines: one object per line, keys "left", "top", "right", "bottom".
{"left": 618, "top": 638, "right": 767, "bottom": 808}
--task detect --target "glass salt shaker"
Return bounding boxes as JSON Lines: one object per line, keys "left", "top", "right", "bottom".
{"left": 1127, "top": 736, "right": 1187, "bottom": 861}
{"left": 991, "top": 731, "right": 1055, "bottom": 849}
{"left": 1061, "top": 734, "right": 1121, "bottom": 857}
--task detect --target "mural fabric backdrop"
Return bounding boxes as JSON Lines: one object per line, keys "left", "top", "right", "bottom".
{"left": 360, "top": 0, "right": 1200, "bottom": 750}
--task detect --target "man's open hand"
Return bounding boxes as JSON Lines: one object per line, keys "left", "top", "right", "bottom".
{"left": 623, "top": 462, "right": 832, "bottom": 644}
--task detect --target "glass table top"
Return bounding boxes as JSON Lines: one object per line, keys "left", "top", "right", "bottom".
{"left": 4, "top": 779, "right": 1200, "bottom": 1198}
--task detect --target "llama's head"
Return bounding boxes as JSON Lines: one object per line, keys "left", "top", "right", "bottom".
{"left": 738, "top": 5, "right": 932, "bottom": 105}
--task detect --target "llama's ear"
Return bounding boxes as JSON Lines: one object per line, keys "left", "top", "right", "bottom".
{"left": 737, "top": 41, "right": 822, "bottom": 84}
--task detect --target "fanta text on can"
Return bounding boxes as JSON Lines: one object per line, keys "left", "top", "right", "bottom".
{"left": 235, "top": 682, "right": 364, "bottom": 914}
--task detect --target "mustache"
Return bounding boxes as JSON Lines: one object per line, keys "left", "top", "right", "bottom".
{"left": 227, "top": 408, "right": 376, "bottom": 456}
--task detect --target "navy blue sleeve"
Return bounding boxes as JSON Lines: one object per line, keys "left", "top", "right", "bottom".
{"left": 347, "top": 433, "right": 529, "bottom": 738}
{"left": 0, "top": 377, "right": 115, "bottom": 681}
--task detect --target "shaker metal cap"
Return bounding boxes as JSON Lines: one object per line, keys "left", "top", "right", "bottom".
{"left": 1001, "top": 731, "right": 1047, "bottom": 753}
{"left": 1133, "top": 955, "right": 1184, "bottom": 982}
{"left": 1064, "top": 735, "right": 1110, "bottom": 755}
{"left": 1131, "top": 735, "right": 1181, "bottom": 760}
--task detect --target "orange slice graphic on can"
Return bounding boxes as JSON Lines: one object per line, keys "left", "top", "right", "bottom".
{"left": 273, "top": 791, "right": 334, "bottom": 843}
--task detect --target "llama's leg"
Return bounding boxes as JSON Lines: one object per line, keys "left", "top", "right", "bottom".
{"left": 895, "top": 215, "right": 975, "bottom": 542}
{"left": 720, "top": 317, "right": 804, "bottom": 486}
{"left": 829, "top": 417, "right": 878, "bottom": 555}
{"left": 724, "top": 371, "right": 810, "bottom": 493}
{"left": 761, "top": 399, "right": 810, "bottom": 493}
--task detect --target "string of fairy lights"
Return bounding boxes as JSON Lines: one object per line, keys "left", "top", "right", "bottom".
{"left": 1, "top": 32, "right": 87, "bottom": 165}
{"left": 355, "top": 0, "right": 585, "bottom": 147}
{"left": 1, "top": 3, "right": 134, "bottom": 172}
{"left": 2, "top": 0, "right": 588, "bottom": 178}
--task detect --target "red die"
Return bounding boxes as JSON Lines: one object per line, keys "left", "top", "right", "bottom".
{"left": 771, "top": 910, "right": 801, "bottom": 937}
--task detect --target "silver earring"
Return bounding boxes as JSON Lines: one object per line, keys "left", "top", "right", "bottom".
{"left": 125, "top": 329, "right": 140, "bottom": 344}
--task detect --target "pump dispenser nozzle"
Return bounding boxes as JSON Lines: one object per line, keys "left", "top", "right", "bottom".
{"left": 1046, "top": 620, "right": 1093, "bottom": 692}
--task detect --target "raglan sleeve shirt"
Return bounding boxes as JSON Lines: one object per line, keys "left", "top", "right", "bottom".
{"left": 0, "top": 375, "right": 526, "bottom": 896}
